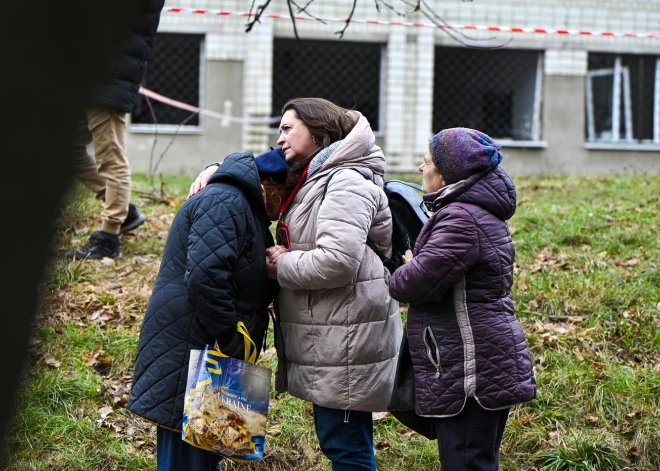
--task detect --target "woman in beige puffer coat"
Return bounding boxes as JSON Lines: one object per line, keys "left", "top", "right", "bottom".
{"left": 267, "top": 97, "right": 402, "bottom": 471}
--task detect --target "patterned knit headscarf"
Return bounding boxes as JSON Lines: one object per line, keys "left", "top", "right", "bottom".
{"left": 430, "top": 128, "right": 503, "bottom": 184}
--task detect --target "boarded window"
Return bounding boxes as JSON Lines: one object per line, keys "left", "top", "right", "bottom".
{"left": 131, "top": 33, "right": 204, "bottom": 128}
{"left": 272, "top": 39, "right": 383, "bottom": 131}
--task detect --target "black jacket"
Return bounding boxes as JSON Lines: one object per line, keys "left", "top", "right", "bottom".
{"left": 127, "top": 152, "right": 277, "bottom": 430}
{"left": 94, "top": 0, "right": 165, "bottom": 112}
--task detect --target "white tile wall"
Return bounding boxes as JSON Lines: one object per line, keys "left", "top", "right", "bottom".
{"left": 241, "top": 23, "right": 273, "bottom": 154}
{"left": 415, "top": 29, "right": 434, "bottom": 156}
{"left": 385, "top": 29, "right": 407, "bottom": 156}
{"left": 545, "top": 50, "right": 588, "bottom": 76}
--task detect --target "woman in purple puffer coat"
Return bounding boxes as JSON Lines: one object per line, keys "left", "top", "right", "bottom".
{"left": 389, "top": 128, "right": 536, "bottom": 470}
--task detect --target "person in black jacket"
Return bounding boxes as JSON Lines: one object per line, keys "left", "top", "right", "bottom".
{"left": 67, "top": 0, "right": 165, "bottom": 260}
{"left": 127, "top": 150, "right": 288, "bottom": 471}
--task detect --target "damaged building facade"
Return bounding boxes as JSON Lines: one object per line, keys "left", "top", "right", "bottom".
{"left": 126, "top": 0, "right": 660, "bottom": 175}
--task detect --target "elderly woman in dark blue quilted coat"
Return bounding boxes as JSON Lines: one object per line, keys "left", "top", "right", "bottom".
{"left": 389, "top": 128, "right": 536, "bottom": 471}
{"left": 127, "top": 149, "right": 289, "bottom": 471}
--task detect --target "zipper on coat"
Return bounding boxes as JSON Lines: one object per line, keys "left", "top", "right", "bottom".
{"left": 307, "top": 290, "right": 315, "bottom": 323}
{"left": 423, "top": 326, "right": 443, "bottom": 378}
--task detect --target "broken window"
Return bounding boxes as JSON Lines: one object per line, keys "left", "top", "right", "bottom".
{"left": 272, "top": 38, "right": 383, "bottom": 131}
{"left": 433, "top": 47, "right": 543, "bottom": 141}
{"left": 586, "top": 53, "right": 659, "bottom": 144}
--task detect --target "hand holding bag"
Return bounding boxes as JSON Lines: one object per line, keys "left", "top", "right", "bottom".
{"left": 182, "top": 322, "right": 272, "bottom": 461}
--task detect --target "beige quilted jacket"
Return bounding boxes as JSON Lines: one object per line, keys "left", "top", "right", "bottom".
{"left": 276, "top": 111, "right": 402, "bottom": 412}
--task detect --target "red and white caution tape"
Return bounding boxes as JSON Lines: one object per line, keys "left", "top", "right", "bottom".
{"left": 139, "top": 87, "right": 280, "bottom": 124}
{"left": 163, "top": 7, "right": 660, "bottom": 39}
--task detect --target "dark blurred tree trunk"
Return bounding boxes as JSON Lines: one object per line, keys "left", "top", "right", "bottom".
{"left": 0, "top": 0, "right": 140, "bottom": 447}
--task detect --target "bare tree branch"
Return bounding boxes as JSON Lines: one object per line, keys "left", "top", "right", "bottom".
{"left": 286, "top": 0, "right": 300, "bottom": 40}
{"left": 244, "top": 0, "right": 513, "bottom": 49}
{"left": 374, "top": 0, "right": 410, "bottom": 17}
{"left": 418, "top": 0, "right": 512, "bottom": 49}
{"left": 150, "top": 111, "right": 199, "bottom": 183}
{"left": 335, "top": 0, "right": 358, "bottom": 39}
{"left": 245, "top": 0, "right": 273, "bottom": 33}
{"left": 291, "top": 0, "right": 327, "bottom": 24}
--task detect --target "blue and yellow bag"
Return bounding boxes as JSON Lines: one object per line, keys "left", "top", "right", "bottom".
{"left": 182, "top": 322, "right": 272, "bottom": 461}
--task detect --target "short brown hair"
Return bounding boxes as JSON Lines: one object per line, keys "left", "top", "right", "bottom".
{"left": 282, "top": 98, "right": 355, "bottom": 148}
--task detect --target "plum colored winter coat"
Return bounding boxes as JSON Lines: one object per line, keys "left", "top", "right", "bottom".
{"left": 389, "top": 166, "right": 536, "bottom": 417}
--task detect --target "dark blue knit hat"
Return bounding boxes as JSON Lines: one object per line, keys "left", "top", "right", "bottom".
{"left": 255, "top": 147, "right": 290, "bottom": 183}
{"left": 431, "top": 128, "right": 503, "bottom": 184}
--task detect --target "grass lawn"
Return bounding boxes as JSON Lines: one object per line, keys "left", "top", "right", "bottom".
{"left": 1, "top": 172, "right": 659, "bottom": 471}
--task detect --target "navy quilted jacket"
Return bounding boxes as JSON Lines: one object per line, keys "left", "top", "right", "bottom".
{"left": 389, "top": 167, "right": 536, "bottom": 417}
{"left": 127, "top": 152, "right": 277, "bottom": 431}
{"left": 93, "top": 0, "right": 164, "bottom": 112}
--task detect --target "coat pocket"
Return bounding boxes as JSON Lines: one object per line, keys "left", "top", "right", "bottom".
{"left": 422, "top": 326, "right": 443, "bottom": 379}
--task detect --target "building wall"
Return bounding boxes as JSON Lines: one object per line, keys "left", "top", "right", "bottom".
{"left": 125, "top": 0, "right": 660, "bottom": 176}
{"left": 128, "top": 60, "right": 245, "bottom": 175}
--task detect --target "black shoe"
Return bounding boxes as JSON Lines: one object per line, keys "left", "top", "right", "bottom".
{"left": 65, "top": 231, "right": 122, "bottom": 260}
{"left": 120, "top": 203, "right": 146, "bottom": 234}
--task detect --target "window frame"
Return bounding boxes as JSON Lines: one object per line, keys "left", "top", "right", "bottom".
{"left": 585, "top": 54, "right": 660, "bottom": 150}
{"left": 432, "top": 46, "right": 546, "bottom": 148}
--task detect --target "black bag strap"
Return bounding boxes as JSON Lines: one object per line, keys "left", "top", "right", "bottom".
{"left": 321, "top": 168, "right": 391, "bottom": 268}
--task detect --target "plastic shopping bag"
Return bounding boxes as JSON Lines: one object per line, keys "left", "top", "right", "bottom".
{"left": 182, "top": 322, "right": 272, "bottom": 461}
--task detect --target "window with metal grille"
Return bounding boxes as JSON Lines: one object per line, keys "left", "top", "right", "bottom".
{"left": 272, "top": 38, "right": 383, "bottom": 132}
{"left": 586, "top": 53, "right": 659, "bottom": 144}
{"left": 433, "top": 47, "right": 542, "bottom": 142}
{"left": 131, "top": 32, "right": 204, "bottom": 130}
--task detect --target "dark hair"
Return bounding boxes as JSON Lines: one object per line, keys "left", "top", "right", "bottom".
{"left": 282, "top": 98, "right": 355, "bottom": 148}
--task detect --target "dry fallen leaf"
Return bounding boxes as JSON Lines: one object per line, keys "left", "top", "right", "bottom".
{"left": 372, "top": 411, "right": 391, "bottom": 422}
{"left": 629, "top": 446, "right": 642, "bottom": 459}
{"left": 615, "top": 258, "right": 639, "bottom": 268}
{"left": 517, "top": 273, "right": 528, "bottom": 291}
{"left": 97, "top": 355, "right": 114, "bottom": 366}
{"left": 99, "top": 406, "right": 113, "bottom": 419}
{"left": 374, "top": 441, "right": 391, "bottom": 452}
{"left": 114, "top": 394, "right": 129, "bottom": 408}
{"left": 44, "top": 358, "right": 60, "bottom": 368}
{"left": 585, "top": 415, "right": 600, "bottom": 425}
{"left": 259, "top": 347, "right": 277, "bottom": 363}
{"left": 100, "top": 257, "right": 115, "bottom": 266}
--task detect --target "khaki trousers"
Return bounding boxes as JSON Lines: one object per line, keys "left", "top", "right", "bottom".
{"left": 72, "top": 106, "right": 131, "bottom": 235}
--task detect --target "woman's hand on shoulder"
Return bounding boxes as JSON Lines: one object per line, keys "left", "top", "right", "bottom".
{"left": 187, "top": 164, "right": 220, "bottom": 200}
